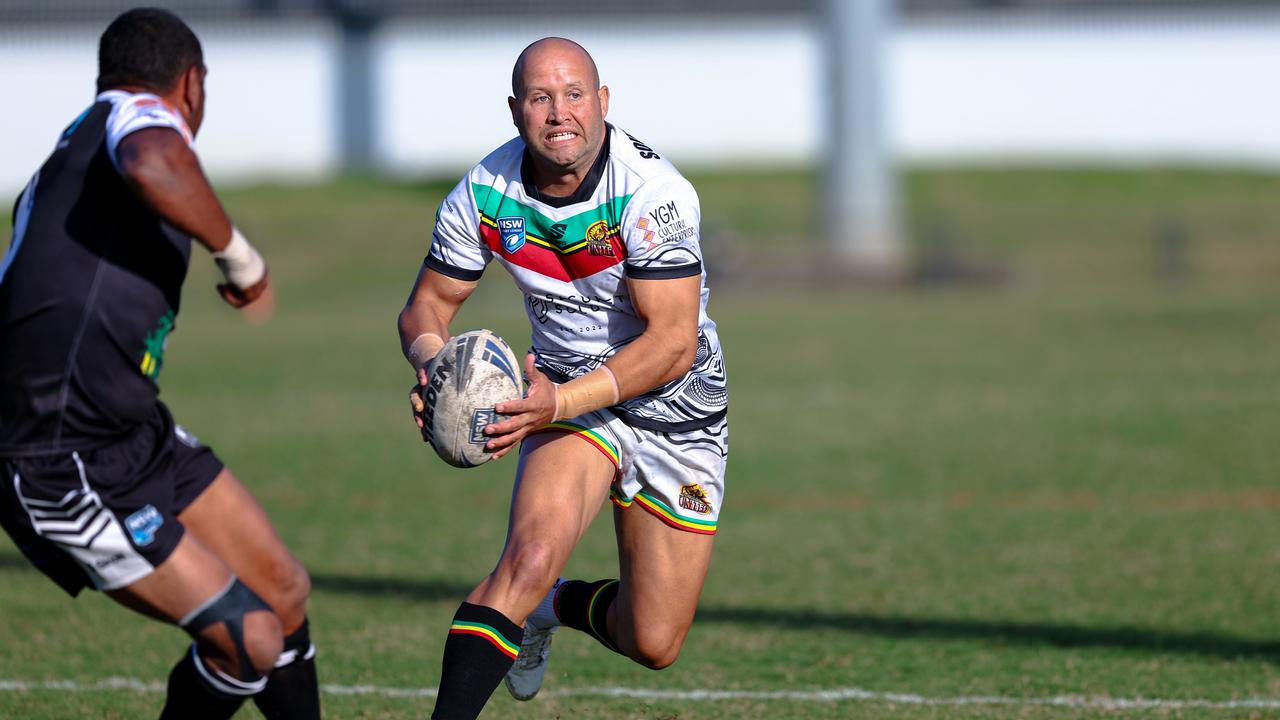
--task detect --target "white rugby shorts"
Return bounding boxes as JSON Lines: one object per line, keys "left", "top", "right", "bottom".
{"left": 534, "top": 409, "right": 728, "bottom": 535}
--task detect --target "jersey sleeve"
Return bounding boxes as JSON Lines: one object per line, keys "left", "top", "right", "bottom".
{"left": 621, "top": 175, "right": 703, "bottom": 280}
{"left": 425, "top": 176, "right": 490, "bottom": 281}
{"left": 104, "top": 94, "right": 194, "bottom": 171}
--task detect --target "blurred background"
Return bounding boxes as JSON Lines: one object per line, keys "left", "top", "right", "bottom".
{"left": 4, "top": 0, "right": 1280, "bottom": 273}
{"left": 2, "top": 2, "right": 1278, "bottom": 718}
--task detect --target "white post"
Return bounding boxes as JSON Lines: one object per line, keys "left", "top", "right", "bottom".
{"left": 822, "top": 0, "right": 902, "bottom": 276}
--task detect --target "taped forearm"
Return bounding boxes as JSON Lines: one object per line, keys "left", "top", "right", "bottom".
{"left": 212, "top": 227, "right": 266, "bottom": 289}
{"left": 407, "top": 332, "right": 446, "bottom": 371}
{"left": 553, "top": 365, "right": 621, "bottom": 421}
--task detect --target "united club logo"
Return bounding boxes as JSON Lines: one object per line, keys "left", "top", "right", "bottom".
{"left": 498, "top": 216, "right": 526, "bottom": 253}
{"left": 679, "top": 483, "right": 712, "bottom": 515}
{"left": 584, "top": 220, "right": 615, "bottom": 257}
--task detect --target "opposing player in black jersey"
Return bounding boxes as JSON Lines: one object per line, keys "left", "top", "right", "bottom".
{"left": 0, "top": 9, "right": 319, "bottom": 719}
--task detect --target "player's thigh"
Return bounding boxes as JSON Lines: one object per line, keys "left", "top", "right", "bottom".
{"left": 105, "top": 530, "right": 234, "bottom": 623}
{"left": 108, "top": 532, "right": 283, "bottom": 676}
{"left": 470, "top": 431, "right": 615, "bottom": 617}
{"left": 178, "top": 469, "right": 310, "bottom": 629}
{"left": 507, "top": 431, "right": 616, "bottom": 549}
{"left": 614, "top": 503, "right": 714, "bottom": 635}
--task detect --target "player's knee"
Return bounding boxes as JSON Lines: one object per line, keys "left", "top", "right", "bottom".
{"left": 628, "top": 624, "right": 688, "bottom": 670}
{"left": 502, "top": 541, "right": 560, "bottom": 596}
{"left": 240, "top": 610, "right": 285, "bottom": 675}
{"left": 182, "top": 577, "right": 282, "bottom": 683}
{"left": 272, "top": 559, "right": 311, "bottom": 626}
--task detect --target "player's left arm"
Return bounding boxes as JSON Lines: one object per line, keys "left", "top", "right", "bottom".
{"left": 484, "top": 274, "right": 700, "bottom": 457}
{"left": 116, "top": 127, "right": 269, "bottom": 310}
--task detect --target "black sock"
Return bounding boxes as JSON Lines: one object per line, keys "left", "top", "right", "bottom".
{"left": 555, "top": 579, "right": 622, "bottom": 654}
{"left": 430, "top": 602, "right": 523, "bottom": 720}
{"left": 252, "top": 617, "right": 321, "bottom": 719}
{"left": 158, "top": 648, "right": 247, "bottom": 720}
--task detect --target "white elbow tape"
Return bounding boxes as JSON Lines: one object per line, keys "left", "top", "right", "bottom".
{"left": 212, "top": 227, "right": 266, "bottom": 289}
{"left": 408, "top": 333, "right": 446, "bottom": 370}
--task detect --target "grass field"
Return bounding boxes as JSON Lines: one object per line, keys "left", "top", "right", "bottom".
{"left": 1, "top": 167, "right": 1279, "bottom": 719}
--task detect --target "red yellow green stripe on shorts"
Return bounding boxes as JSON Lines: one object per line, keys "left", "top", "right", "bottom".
{"left": 448, "top": 620, "right": 520, "bottom": 660}
{"left": 611, "top": 488, "right": 717, "bottom": 535}
{"left": 542, "top": 421, "right": 620, "bottom": 468}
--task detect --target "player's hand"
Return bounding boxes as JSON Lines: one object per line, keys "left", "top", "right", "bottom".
{"left": 409, "top": 366, "right": 432, "bottom": 443}
{"left": 484, "top": 354, "right": 557, "bottom": 459}
{"left": 218, "top": 269, "right": 274, "bottom": 324}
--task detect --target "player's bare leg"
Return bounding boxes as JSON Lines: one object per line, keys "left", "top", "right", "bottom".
{"left": 178, "top": 469, "right": 319, "bottom": 719}
{"left": 106, "top": 530, "right": 283, "bottom": 719}
{"left": 430, "top": 433, "right": 614, "bottom": 719}
{"left": 610, "top": 502, "right": 714, "bottom": 668}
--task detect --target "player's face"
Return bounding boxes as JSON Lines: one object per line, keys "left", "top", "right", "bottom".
{"left": 509, "top": 47, "right": 609, "bottom": 182}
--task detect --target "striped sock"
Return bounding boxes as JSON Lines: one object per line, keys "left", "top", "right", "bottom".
{"left": 430, "top": 603, "right": 523, "bottom": 720}
{"left": 554, "top": 579, "right": 622, "bottom": 654}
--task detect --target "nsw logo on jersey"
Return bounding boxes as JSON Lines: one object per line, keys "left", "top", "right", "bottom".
{"left": 498, "top": 216, "right": 526, "bottom": 253}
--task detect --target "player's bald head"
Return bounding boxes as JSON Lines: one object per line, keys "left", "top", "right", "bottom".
{"left": 511, "top": 37, "right": 599, "bottom": 97}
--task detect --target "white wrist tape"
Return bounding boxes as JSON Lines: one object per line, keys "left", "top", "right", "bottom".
{"left": 553, "top": 365, "right": 621, "bottom": 422}
{"left": 408, "top": 333, "right": 445, "bottom": 370}
{"left": 212, "top": 227, "right": 266, "bottom": 289}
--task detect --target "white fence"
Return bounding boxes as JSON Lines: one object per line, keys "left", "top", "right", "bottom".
{"left": 2, "top": 10, "right": 1279, "bottom": 196}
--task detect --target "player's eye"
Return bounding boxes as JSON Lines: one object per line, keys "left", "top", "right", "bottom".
{"left": 567, "top": 91, "right": 582, "bottom": 101}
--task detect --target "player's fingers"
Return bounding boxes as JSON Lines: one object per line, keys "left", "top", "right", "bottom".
{"left": 217, "top": 283, "right": 249, "bottom": 308}
{"left": 485, "top": 427, "right": 524, "bottom": 452}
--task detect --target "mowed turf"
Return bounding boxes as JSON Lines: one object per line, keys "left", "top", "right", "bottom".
{"left": 1, "top": 168, "right": 1278, "bottom": 719}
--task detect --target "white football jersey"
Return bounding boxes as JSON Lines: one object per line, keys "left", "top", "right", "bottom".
{"left": 428, "top": 124, "right": 727, "bottom": 432}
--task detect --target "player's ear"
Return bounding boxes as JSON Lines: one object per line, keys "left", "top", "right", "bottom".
{"left": 508, "top": 95, "right": 519, "bottom": 127}
{"left": 179, "top": 64, "right": 206, "bottom": 133}
{"left": 598, "top": 85, "right": 609, "bottom": 118}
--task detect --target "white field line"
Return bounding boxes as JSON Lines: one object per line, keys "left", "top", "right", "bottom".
{"left": 1, "top": 677, "right": 1279, "bottom": 711}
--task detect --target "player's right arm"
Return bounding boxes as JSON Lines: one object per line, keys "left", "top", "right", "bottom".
{"left": 399, "top": 267, "right": 479, "bottom": 436}
{"left": 115, "top": 127, "right": 269, "bottom": 310}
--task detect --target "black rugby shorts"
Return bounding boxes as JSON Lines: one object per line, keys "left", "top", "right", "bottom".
{"left": 0, "top": 402, "right": 223, "bottom": 596}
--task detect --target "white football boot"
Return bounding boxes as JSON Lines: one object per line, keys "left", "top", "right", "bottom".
{"left": 505, "top": 579, "right": 563, "bottom": 701}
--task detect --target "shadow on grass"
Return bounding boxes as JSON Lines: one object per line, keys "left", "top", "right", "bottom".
{"left": 696, "top": 606, "right": 1280, "bottom": 664}
{"left": 309, "top": 572, "right": 472, "bottom": 603}
{"left": 4, "top": 552, "right": 1270, "bottom": 665}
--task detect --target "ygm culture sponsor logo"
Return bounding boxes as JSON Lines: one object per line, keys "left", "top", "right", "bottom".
{"left": 498, "top": 216, "right": 526, "bottom": 253}
{"left": 646, "top": 200, "right": 696, "bottom": 244}
{"left": 634, "top": 217, "right": 658, "bottom": 250}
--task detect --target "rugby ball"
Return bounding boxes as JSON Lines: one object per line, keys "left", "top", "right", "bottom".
{"left": 420, "top": 329, "right": 523, "bottom": 468}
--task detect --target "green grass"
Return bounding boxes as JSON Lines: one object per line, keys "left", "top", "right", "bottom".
{"left": 1, "top": 167, "right": 1278, "bottom": 719}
